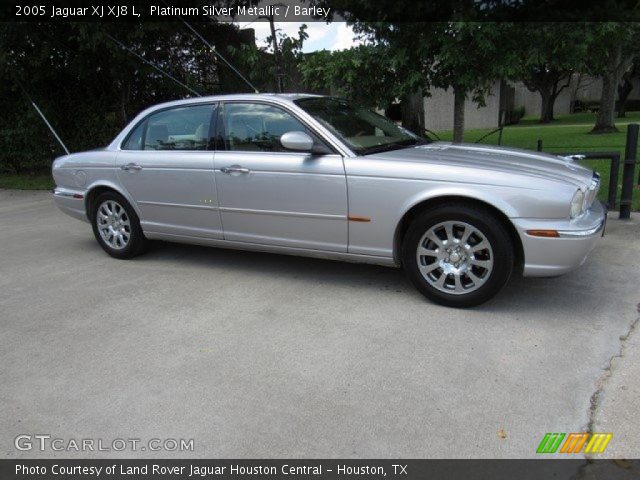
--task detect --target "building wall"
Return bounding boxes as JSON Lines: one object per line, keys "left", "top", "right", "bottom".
{"left": 422, "top": 74, "right": 640, "bottom": 132}
{"left": 423, "top": 81, "right": 501, "bottom": 132}
{"left": 511, "top": 81, "right": 573, "bottom": 118}
{"left": 571, "top": 76, "right": 640, "bottom": 103}
{"left": 511, "top": 74, "right": 640, "bottom": 118}
{"left": 573, "top": 76, "right": 603, "bottom": 103}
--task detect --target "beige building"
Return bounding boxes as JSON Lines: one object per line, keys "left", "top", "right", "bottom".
{"left": 423, "top": 74, "right": 640, "bottom": 132}
{"left": 423, "top": 81, "right": 502, "bottom": 132}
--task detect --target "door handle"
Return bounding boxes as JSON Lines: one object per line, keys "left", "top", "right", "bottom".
{"left": 121, "top": 163, "right": 143, "bottom": 171}
{"left": 220, "top": 166, "right": 250, "bottom": 174}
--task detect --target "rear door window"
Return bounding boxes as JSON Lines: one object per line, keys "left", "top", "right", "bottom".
{"left": 122, "top": 104, "right": 217, "bottom": 151}
{"left": 144, "top": 104, "right": 215, "bottom": 151}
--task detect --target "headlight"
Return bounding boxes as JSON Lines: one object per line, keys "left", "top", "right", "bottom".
{"left": 570, "top": 189, "right": 585, "bottom": 218}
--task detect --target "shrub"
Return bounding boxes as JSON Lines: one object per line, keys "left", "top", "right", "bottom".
{"left": 506, "top": 106, "right": 525, "bottom": 125}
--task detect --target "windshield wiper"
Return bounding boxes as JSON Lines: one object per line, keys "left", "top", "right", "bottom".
{"left": 361, "top": 139, "right": 419, "bottom": 155}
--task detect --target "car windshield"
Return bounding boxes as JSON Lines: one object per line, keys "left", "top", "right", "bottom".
{"left": 294, "top": 97, "right": 426, "bottom": 155}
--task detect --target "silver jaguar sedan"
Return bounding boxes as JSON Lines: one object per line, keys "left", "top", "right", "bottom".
{"left": 52, "top": 94, "right": 605, "bottom": 307}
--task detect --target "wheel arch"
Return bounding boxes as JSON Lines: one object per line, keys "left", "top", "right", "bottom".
{"left": 393, "top": 195, "right": 524, "bottom": 273}
{"left": 84, "top": 182, "right": 141, "bottom": 221}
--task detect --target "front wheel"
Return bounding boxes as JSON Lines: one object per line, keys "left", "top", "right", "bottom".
{"left": 402, "top": 204, "right": 514, "bottom": 308}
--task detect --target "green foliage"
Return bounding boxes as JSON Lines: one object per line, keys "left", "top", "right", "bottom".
{"left": 507, "top": 106, "right": 526, "bottom": 125}
{"left": 0, "top": 20, "right": 273, "bottom": 173}
{"left": 512, "top": 22, "right": 591, "bottom": 77}
{"left": 586, "top": 22, "right": 640, "bottom": 76}
{"left": 507, "top": 23, "right": 591, "bottom": 122}
{"left": 426, "top": 22, "right": 515, "bottom": 104}
{"left": 300, "top": 44, "right": 399, "bottom": 108}
{"left": 302, "top": 19, "right": 516, "bottom": 124}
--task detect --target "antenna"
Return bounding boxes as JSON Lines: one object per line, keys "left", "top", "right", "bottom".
{"left": 17, "top": 81, "right": 70, "bottom": 155}
{"left": 34, "top": 23, "right": 201, "bottom": 97}
{"left": 105, "top": 33, "right": 202, "bottom": 97}
{"left": 165, "top": 1, "right": 259, "bottom": 93}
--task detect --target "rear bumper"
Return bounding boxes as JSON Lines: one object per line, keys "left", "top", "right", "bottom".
{"left": 513, "top": 201, "right": 606, "bottom": 277}
{"left": 53, "top": 187, "right": 88, "bottom": 223}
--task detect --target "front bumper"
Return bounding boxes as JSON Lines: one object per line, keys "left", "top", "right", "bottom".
{"left": 513, "top": 201, "right": 606, "bottom": 277}
{"left": 53, "top": 187, "right": 89, "bottom": 223}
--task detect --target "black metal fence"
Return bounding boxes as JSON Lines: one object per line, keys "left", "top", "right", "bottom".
{"left": 536, "top": 123, "right": 638, "bottom": 219}
{"left": 559, "top": 152, "right": 619, "bottom": 210}
{"left": 621, "top": 124, "right": 639, "bottom": 219}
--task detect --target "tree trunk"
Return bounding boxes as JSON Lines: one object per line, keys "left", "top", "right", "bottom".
{"left": 592, "top": 45, "right": 628, "bottom": 133}
{"left": 539, "top": 89, "right": 553, "bottom": 123}
{"left": 546, "top": 87, "right": 565, "bottom": 123}
{"left": 569, "top": 73, "right": 583, "bottom": 114}
{"left": 547, "top": 94, "right": 556, "bottom": 122}
{"left": 453, "top": 86, "right": 465, "bottom": 143}
{"left": 526, "top": 72, "right": 571, "bottom": 123}
{"left": 400, "top": 89, "right": 425, "bottom": 136}
{"left": 617, "top": 78, "right": 633, "bottom": 118}
{"left": 592, "top": 72, "right": 619, "bottom": 133}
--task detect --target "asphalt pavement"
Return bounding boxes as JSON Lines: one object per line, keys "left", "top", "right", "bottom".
{"left": 1, "top": 190, "right": 638, "bottom": 461}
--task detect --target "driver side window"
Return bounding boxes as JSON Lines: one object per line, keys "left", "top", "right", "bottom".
{"left": 221, "top": 103, "right": 310, "bottom": 152}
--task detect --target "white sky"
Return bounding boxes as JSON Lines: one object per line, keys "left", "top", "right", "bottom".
{"left": 234, "top": 21, "right": 363, "bottom": 52}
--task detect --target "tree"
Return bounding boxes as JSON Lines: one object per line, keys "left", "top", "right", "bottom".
{"left": 617, "top": 59, "right": 639, "bottom": 118}
{"left": 354, "top": 22, "right": 516, "bottom": 142}
{"left": 261, "top": 19, "right": 308, "bottom": 92}
{"left": 0, "top": 17, "right": 263, "bottom": 174}
{"left": 309, "top": 0, "right": 516, "bottom": 142}
{"left": 230, "top": 22, "right": 308, "bottom": 94}
{"left": 300, "top": 43, "right": 428, "bottom": 134}
{"left": 511, "top": 23, "right": 590, "bottom": 123}
{"left": 425, "top": 23, "right": 516, "bottom": 142}
{"left": 300, "top": 45, "right": 397, "bottom": 105}
{"left": 588, "top": 23, "right": 640, "bottom": 133}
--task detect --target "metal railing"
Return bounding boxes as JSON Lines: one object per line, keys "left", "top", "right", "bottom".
{"left": 621, "top": 124, "right": 638, "bottom": 219}
{"left": 536, "top": 124, "right": 639, "bottom": 219}
{"left": 536, "top": 141, "right": 620, "bottom": 210}
{"left": 558, "top": 152, "right": 620, "bottom": 210}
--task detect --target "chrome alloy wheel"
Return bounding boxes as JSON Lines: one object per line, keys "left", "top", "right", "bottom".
{"left": 416, "top": 221, "right": 494, "bottom": 295}
{"left": 96, "top": 200, "right": 131, "bottom": 250}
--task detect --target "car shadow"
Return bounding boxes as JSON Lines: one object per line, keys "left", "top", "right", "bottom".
{"left": 115, "top": 239, "right": 614, "bottom": 317}
{"left": 140, "top": 239, "right": 410, "bottom": 290}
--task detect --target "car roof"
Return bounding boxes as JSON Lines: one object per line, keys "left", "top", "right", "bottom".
{"left": 107, "top": 92, "right": 342, "bottom": 152}
{"left": 149, "top": 92, "right": 323, "bottom": 110}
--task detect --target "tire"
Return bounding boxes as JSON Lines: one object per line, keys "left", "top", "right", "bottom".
{"left": 90, "top": 191, "right": 149, "bottom": 259}
{"left": 402, "top": 203, "right": 514, "bottom": 308}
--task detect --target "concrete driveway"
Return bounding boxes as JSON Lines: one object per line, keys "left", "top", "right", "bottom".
{"left": 1, "top": 190, "right": 638, "bottom": 459}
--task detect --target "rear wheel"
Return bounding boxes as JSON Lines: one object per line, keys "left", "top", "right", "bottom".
{"left": 90, "top": 191, "right": 149, "bottom": 259}
{"left": 402, "top": 204, "right": 514, "bottom": 307}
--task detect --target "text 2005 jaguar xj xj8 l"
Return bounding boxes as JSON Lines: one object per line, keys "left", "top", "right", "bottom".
{"left": 53, "top": 94, "right": 606, "bottom": 307}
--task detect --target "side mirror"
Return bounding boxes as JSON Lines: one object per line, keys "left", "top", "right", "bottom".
{"left": 280, "top": 131, "right": 314, "bottom": 152}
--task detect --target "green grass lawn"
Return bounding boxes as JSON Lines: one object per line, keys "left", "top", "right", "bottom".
{"left": 436, "top": 111, "right": 640, "bottom": 210}
{"left": 2, "top": 112, "right": 639, "bottom": 210}
{"left": 0, "top": 173, "right": 54, "bottom": 190}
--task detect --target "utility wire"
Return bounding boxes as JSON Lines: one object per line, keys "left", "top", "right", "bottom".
{"left": 16, "top": 81, "right": 70, "bottom": 155}
{"left": 105, "top": 33, "right": 202, "bottom": 97}
{"left": 35, "top": 23, "right": 201, "bottom": 97}
{"left": 164, "top": 1, "right": 259, "bottom": 93}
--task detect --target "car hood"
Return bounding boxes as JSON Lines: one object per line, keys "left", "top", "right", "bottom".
{"left": 369, "top": 142, "right": 594, "bottom": 188}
